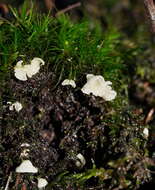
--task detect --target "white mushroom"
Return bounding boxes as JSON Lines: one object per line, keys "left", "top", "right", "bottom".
{"left": 37, "top": 178, "right": 48, "bottom": 189}
{"left": 61, "top": 79, "right": 76, "bottom": 88}
{"left": 75, "top": 153, "right": 86, "bottom": 167}
{"left": 14, "top": 60, "right": 28, "bottom": 81}
{"left": 26, "top": 57, "right": 45, "bottom": 78}
{"left": 14, "top": 58, "right": 45, "bottom": 81}
{"left": 81, "top": 74, "right": 117, "bottom": 101}
{"left": 143, "top": 128, "right": 149, "bottom": 138}
{"left": 16, "top": 160, "right": 38, "bottom": 173}
{"left": 21, "top": 143, "right": 30, "bottom": 147}
{"left": 9, "top": 101, "right": 23, "bottom": 112}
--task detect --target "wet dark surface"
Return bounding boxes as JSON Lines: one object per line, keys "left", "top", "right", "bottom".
{"left": 0, "top": 70, "right": 152, "bottom": 189}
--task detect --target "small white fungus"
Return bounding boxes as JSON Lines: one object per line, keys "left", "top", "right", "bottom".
{"left": 75, "top": 153, "right": 86, "bottom": 167}
{"left": 14, "top": 60, "right": 27, "bottom": 81}
{"left": 9, "top": 101, "right": 23, "bottom": 112}
{"left": 143, "top": 128, "right": 149, "bottom": 138}
{"left": 21, "top": 143, "right": 30, "bottom": 147}
{"left": 61, "top": 79, "right": 76, "bottom": 88}
{"left": 15, "top": 160, "right": 38, "bottom": 173}
{"left": 37, "top": 178, "right": 48, "bottom": 189}
{"left": 14, "top": 58, "right": 45, "bottom": 81}
{"left": 81, "top": 74, "right": 117, "bottom": 101}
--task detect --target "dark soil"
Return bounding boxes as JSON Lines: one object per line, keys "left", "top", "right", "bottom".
{"left": 0, "top": 69, "right": 152, "bottom": 189}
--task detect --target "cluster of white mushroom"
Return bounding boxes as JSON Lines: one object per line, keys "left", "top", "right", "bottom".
{"left": 7, "top": 58, "right": 45, "bottom": 113}
{"left": 12, "top": 58, "right": 117, "bottom": 188}
{"left": 62, "top": 74, "right": 117, "bottom": 101}
{"left": 14, "top": 57, "right": 117, "bottom": 101}
{"left": 8, "top": 101, "right": 23, "bottom": 112}
{"left": 10, "top": 57, "right": 150, "bottom": 189}
{"left": 16, "top": 142, "right": 48, "bottom": 189}
{"left": 16, "top": 159, "right": 48, "bottom": 189}
{"left": 12, "top": 58, "right": 48, "bottom": 189}
{"left": 14, "top": 58, "right": 45, "bottom": 81}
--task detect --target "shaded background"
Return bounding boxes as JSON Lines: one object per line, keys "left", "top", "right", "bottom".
{"left": 0, "top": 0, "right": 149, "bottom": 32}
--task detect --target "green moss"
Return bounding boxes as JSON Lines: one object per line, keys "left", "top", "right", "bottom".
{"left": 0, "top": 2, "right": 136, "bottom": 113}
{"left": 0, "top": 3, "right": 126, "bottom": 83}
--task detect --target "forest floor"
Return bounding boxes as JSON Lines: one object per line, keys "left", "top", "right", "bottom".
{"left": 1, "top": 0, "right": 155, "bottom": 190}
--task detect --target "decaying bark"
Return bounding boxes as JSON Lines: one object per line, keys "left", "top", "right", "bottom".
{"left": 144, "top": 0, "right": 155, "bottom": 32}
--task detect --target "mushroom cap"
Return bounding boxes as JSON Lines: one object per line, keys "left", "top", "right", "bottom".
{"left": 14, "top": 58, "right": 45, "bottom": 81}
{"left": 61, "top": 79, "right": 76, "bottom": 88}
{"left": 26, "top": 57, "right": 45, "bottom": 77}
{"left": 16, "top": 160, "right": 38, "bottom": 173}
{"left": 14, "top": 60, "right": 27, "bottom": 81}
{"left": 81, "top": 74, "right": 117, "bottom": 101}
{"left": 143, "top": 128, "right": 149, "bottom": 138}
{"left": 9, "top": 101, "right": 23, "bottom": 112}
{"left": 75, "top": 153, "right": 86, "bottom": 167}
{"left": 37, "top": 178, "right": 48, "bottom": 189}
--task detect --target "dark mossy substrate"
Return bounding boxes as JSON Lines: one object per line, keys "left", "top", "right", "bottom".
{"left": 0, "top": 69, "right": 151, "bottom": 189}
